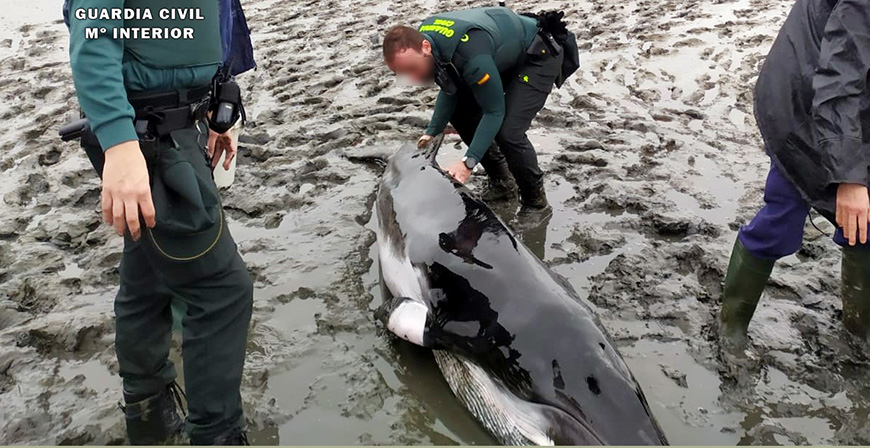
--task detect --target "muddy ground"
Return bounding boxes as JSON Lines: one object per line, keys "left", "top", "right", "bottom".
{"left": 1, "top": 0, "right": 869, "bottom": 445}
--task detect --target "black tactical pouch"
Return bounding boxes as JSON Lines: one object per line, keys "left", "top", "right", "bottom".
{"left": 434, "top": 60, "right": 462, "bottom": 96}
{"left": 523, "top": 10, "right": 580, "bottom": 88}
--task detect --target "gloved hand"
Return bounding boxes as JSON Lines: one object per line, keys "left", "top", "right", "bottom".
{"left": 538, "top": 10, "right": 566, "bottom": 33}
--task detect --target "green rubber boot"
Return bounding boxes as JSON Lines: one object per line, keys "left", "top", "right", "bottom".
{"left": 842, "top": 246, "right": 870, "bottom": 342}
{"left": 719, "top": 238, "right": 775, "bottom": 342}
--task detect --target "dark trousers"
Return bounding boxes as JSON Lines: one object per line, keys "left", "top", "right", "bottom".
{"left": 448, "top": 51, "right": 563, "bottom": 199}
{"left": 739, "top": 160, "right": 870, "bottom": 259}
{"left": 96, "top": 126, "right": 254, "bottom": 443}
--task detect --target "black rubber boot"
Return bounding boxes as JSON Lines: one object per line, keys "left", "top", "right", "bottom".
{"left": 719, "top": 238, "right": 775, "bottom": 342}
{"left": 194, "top": 427, "right": 250, "bottom": 446}
{"left": 121, "top": 382, "right": 186, "bottom": 445}
{"left": 479, "top": 158, "right": 518, "bottom": 202}
{"left": 842, "top": 246, "right": 870, "bottom": 342}
{"left": 516, "top": 182, "right": 553, "bottom": 226}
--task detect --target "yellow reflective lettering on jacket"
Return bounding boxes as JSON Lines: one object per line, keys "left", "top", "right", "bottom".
{"left": 419, "top": 18, "right": 457, "bottom": 38}
{"left": 419, "top": 24, "right": 455, "bottom": 38}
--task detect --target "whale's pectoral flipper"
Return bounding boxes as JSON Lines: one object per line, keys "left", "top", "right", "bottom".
{"left": 379, "top": 296, "right": 433, "bottom": 347}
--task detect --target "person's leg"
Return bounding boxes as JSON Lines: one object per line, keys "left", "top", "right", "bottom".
{"left": 447, "top": 93, "right": 517, "bottom": 201}
{"left": 477, "top": 146, "right": 518, "bottom": 202}
{"left": 497, "top": 52, "right": 563, "bottom": 217}
{"left": 114, "top": 234, "right": 185, "bottom": 444}
{"left": 721, "top": 162, "right": 810, "bottom": 339}
{"left": 831, "top": 194, "right": 870, "bottom": 341}
{"left": 144, "top": 127, "right": 254, "bottom": 445}
{"left": 177, "top": 237, "right": 254, "bottom": 445}
{"left": 840, "top": 245, "right": 870, "bottom": 341}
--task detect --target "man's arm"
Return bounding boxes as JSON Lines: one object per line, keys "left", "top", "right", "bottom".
{"left": 68, "top": 0, "right": 155, "bottom": 241}
{"left": 462, "top": 54, "right": 505, "bottom": 162}
{"left": 68, "top": 0, "right": 137, "bottom": 151}
{"left": 425, "top": 90, "right": 459, "bottom": 136}
{"left": 812, "top": 0, "right": 870, "bottom": 245}
{"left": 812, "top": 0, "right": 870, "bottom": 185}
{"left": 442, "top": 31, "right": 505, "bottom": 183}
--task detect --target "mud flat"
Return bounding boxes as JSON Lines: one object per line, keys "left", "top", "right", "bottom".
{"left": 1, "top": 0, "right": 868, "bottom": 445}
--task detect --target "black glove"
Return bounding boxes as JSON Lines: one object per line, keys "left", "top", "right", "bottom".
{"left": 538, "top": 11, "right": 569, "bottom": 40}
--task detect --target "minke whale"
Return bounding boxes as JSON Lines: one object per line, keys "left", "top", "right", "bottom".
{"left": 374, "top": 138, "right": 668, "bottom": 446}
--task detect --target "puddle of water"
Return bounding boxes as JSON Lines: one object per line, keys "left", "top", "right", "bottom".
{"left": 58, "top": 261, "right": 84, "bottom": 281}
{"left": 57, "top": 358, "right": 121, "bottom": 393}
{"left": 619, "top": 338, "right": 743, "bottom": 446}
{"left": 269, "top": 296, "right": 325, "bottom": 331}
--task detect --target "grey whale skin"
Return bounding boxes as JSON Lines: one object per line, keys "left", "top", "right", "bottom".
{"left": 374, "top": 140, "right": 668, "bottom": 446}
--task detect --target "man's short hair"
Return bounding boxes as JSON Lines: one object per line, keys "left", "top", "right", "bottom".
{"left": 383, "top": 25, "right": 425, "bottom": 62}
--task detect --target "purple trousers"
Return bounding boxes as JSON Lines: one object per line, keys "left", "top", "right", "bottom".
{"left": 739, "top": 162, "right": 868, "bottom": 260}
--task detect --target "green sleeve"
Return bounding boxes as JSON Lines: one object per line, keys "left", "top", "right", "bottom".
{"left": 68, "top": 0, "right": 138, "bottom": 151}
{"left": 425, "top": 90, "right": 458, "bottom": 136}
{"left": 462, "top": 54, "right": 505, "bottom": 162}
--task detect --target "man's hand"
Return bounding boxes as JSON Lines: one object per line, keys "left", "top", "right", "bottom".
{"left": 417, "top": 134, "right": 434, "bottom": 148}
{"left": 446, "top": 160, "right": 472, "bottom": 184}
{"left": 836, "top": 183, "right": 870, "bottom": 246}
{"left": 207, "top": 128, "right": 237, "bottom": 170}
{"left": 101, "top": 140, "right": 155, "bottom": 241}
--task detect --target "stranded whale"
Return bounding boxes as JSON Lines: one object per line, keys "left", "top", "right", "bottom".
{"left": 374, "top": 139, "right": 668, "bottom": 445}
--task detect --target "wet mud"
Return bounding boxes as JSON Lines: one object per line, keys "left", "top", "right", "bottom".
{"left": 1, "top": 0, "right": 868, "bottom": 445}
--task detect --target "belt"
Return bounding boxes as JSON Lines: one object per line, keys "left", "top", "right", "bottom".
{"left": 127, "top": 84, "right": 212, "bottom": 111}
{"left": 130, "top": 84, "right": 212, "bottom": 139}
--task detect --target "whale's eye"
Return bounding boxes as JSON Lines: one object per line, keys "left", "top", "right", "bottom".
{"left": 586, "top": 376, "right": 601, "bottom": 395}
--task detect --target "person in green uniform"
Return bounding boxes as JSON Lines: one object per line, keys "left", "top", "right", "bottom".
{"left": 67, "top": 0, "right": 252, "bottom": 444}
{"left": 383, "top": 7, "right": 577, "bottom": 224}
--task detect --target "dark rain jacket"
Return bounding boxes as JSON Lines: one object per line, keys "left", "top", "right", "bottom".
{"left": 755, "top": 0, "right": 870, "bottom": 218}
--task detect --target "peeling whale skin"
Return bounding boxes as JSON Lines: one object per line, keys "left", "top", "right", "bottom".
{"left": 374, "top": 140, "right": 668, "bottom": 446}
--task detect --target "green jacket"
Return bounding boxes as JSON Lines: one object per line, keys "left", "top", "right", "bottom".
{"left": 420, "top": 7, "right": 538, "bottom": 162}
{"left": 68, "top": 0, "right": 223, "bottom": 151}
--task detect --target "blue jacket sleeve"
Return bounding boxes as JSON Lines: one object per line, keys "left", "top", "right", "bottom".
{"left": 811, "top": 0, "right": 870, "bottom": 185}
{"left": 68, "top": 0, "right": 138, "bottom": 151}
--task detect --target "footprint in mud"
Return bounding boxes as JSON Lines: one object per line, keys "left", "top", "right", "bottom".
{"left": 37, "top": 148, "right": 62, "bottom": 167}
{"left": 4, "top": 173, "right": 50, "bottom": 207}
{"left": 568, "top": 227, "right": 627, "bottom": 257}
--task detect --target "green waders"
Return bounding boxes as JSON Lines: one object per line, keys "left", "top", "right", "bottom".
{"left": 842, "top": 245, "right": 870, "bottom": 342}
{"left": 719, "top": 238, "right": 775, "bottom": 340}
{"left": 95, "top": 125, "right": 254, "bottom": 445}
{"left": 721, "top": 237, "right": 870, "bottom": 342}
